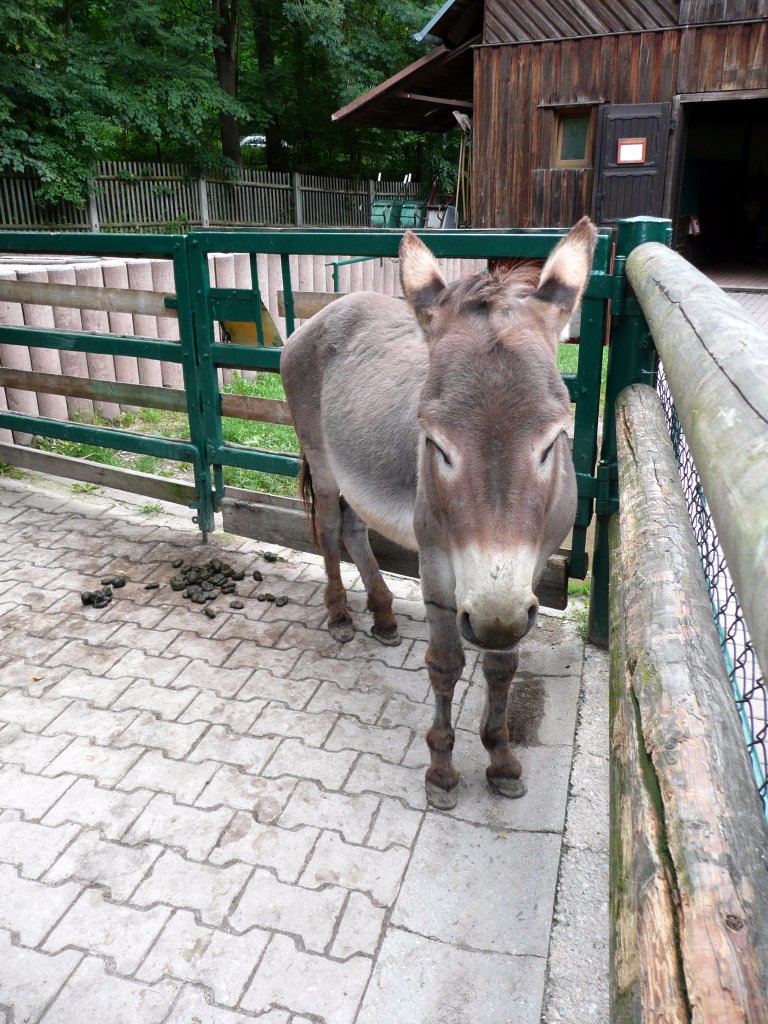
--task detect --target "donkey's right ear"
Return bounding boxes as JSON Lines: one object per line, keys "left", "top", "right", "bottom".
{"left": 532, "top": 217, "right": 598, "bottom": 330}
{"left": 399, "top": 230, "right": 446, "bottom": 330}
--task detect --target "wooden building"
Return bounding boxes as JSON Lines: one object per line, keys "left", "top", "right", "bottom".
{"left": 334, "top": 1, "right": 768, "bottom": 258}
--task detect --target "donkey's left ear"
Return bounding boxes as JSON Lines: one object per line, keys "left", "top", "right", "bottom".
{"left": 399, "top": 230, "right": 446, "bottom": 331}
{"left": 532, "top": 217, "right": 598, "bottom": 336}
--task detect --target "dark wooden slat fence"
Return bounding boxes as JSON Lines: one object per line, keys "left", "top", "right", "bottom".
{"left": 0, "top": 162, "right": 423, "bottom": 232}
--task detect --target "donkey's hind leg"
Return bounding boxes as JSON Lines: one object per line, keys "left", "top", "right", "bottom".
{"left": 480, "top": 650, "right": 526, "bottom": 798}
{"left": 340, "top": 499, "right": 400, "bottom": 647}
{"left": 311, "top": 467, "right": 354, "bottom": 643}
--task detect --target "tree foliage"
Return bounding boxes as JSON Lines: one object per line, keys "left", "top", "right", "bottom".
{"left": 1, "top": 0, "right": 458, "bottom": 206}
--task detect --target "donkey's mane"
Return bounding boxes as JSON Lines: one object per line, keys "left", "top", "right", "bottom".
{"left": 434, "top": 263, "right": 542, "bottom": 317}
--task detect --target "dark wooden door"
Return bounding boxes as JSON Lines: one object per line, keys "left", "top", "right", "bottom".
{"left": 593, "top": 103, "right": 671, "bottom": 223}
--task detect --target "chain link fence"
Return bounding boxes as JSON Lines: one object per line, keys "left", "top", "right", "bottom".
{"left": 657, "top": 365, "right": 768, "bottom": 815}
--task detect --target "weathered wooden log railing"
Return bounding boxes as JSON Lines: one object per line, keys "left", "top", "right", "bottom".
{"left": 610, "top": 244, "right": 768, "bottom": 1022}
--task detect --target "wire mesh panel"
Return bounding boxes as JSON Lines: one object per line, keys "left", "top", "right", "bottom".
{"left": 657, "top": 364, "right": 768, "bottom": 814}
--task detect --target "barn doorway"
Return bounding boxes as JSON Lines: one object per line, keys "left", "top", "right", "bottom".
{"left": 676, "top": 97, "right": 768, "bottom": 270}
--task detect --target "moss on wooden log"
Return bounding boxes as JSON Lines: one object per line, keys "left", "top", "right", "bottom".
{"left": 610, "top": 384, "right": 768, "bottom": 1023}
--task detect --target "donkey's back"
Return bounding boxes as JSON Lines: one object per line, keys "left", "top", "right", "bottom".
{"left": 281, "top": 290, "right": 427, "bottom": 552}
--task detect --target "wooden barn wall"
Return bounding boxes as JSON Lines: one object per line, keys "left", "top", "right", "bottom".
{"left": 473, "top": 23, "right": 768, "bottom": 227}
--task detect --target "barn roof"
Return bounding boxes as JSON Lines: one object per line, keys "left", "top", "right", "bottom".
{"left": 331, "top": 39, "right": 475, "bottom": 131}
{"left": 483, "top": 0, "right": 678, "bottom": 44}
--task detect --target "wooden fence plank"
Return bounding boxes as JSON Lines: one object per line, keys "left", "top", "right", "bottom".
{"left": 0, "top": 279, "right": 177, "bottom": 318}
{"left": 0, "top": 441, "right": 196, "bottom": 505}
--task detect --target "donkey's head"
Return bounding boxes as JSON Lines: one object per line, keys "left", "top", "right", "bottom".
{"left": 401, "top": 218, "right": 597, "bottom": 650}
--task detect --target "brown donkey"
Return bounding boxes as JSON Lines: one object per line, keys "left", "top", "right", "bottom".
{"left": 281, "top": 217, "right": 597, "bottom": 809}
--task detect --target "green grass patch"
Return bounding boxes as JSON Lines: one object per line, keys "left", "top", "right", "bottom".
{"left": 568, "top": 572, "right": 592, "bottom": 598}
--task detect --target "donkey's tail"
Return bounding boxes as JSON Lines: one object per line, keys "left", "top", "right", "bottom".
{"left": 298, "top": 451, "right": 318, "bottom": 546}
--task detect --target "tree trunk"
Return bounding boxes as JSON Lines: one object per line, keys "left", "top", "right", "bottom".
{"left": 251, "top": 0, "right": 284, "bottom": 171}
{"left": 212, "top": 0, "right": 242, "bottom": 166}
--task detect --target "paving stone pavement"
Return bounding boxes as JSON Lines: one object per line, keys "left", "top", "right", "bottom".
{"left": 0, "top": 475, "right": 608, "bottom": 1023}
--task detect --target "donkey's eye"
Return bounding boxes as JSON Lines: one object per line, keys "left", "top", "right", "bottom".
{"left": 427, "top": 437, "right": 453, "bottom": 468}
{"left": 541, "top": 432, "right": 564, "bottom": 465}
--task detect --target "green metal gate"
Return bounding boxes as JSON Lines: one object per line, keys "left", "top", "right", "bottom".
{"left": 0, "top": 217, "right": 672, "bottom": 642}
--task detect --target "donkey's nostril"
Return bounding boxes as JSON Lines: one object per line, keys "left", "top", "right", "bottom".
{"left": 459, "top": 610, "right": 479, "bottom": 645}
{"left": 526, "top": 602, "right": 538, "bottom": 634}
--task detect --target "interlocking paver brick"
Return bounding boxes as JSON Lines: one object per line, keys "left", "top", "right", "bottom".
{"left": 366, "top": 797, "right": 423, "bottom": 851}
{"left": 163, "top": 630, "right": 241, "bottom": 666}
{"left": 112, "top": 680, "right": 198, "bottom": 720}
{"left": 0, "top": 864, "right": 81, "bottom": 946}
{"left": 108, "top": 621, "right": 178, "bottom": 656}
{"left": 376, "top": 694, "right": 431, "bottom": 731}
{"left": 43, "top": 777, "right": 152, "bottom": 839}
{"left": 39, "top": 612, "right": 123, "bottom": 645}
{"left": 48, "top": 638, "right": 130, "bottom": 674}
{"left": 42, "top": 956, "right": 179, "bottom": 1024}
{"left": 306, "top": 681, "right": 387, "bottom": 724}
{"left": 279, "top": 781, "right": 378, "bottom": 845}
{"left": 325, "top": 716, "right": 411, "bottom": 763}
{"left": 106, "top": 649, "right": 189, "bottom": 686}
{"left": 0, "top": 631, "right": 68, "bottom": 664}
{"left": 114, "top": 711, "right": 207, "bottom": 758}
{"left": 209, "top": 812, "right": 318, "bottom": 882}
{"left": 44, "top": 888, "right": 170, "bottom": 974}
{"left": 43, "top": 737, "right": 143, "bottom": 787}
{"left": 164, "top": 986, "right": 290, "bottom": 1024}
{"left": 117, "top": 750, "right": 218, "bottom": 805}
{"left": 0, "top": 725, "right": 72, "bottom": 772}
{"left": 188, "top": 724, "right": 279, "bottom": 772}
{"left": 132, "top": 851, "right": 251, "bottom": 926}
{"left": 44, "top": 828, "right": 163, "bottom": 901}
{"left": 223, "top": 638, "right": 299, "bottom": 673}
{"left": 250, "top": 703, "right": 337, "bottom": 746}
{"left": 301, "top": 831, "right": 409, "bottom": 906}
{"left": 196, "top": 765, "right": 296, "bottom": 822}
{"left": 241, "top": 933, "right": 371, "bottom": 1024}
{"left": 236, "top": 669, "right": 319, "bottom": 709}
{"left": 0, "top": 763, "right": 75, "bottom": 818}
{"left": 127, "top": 794, "right": 233, "bottom": 860}
{"left": 231, "top": 867, "right": 346, "bottom": 951}
{"left": 0, "top": 816, "right": 80, "bottom": 879}
{"left": 137, "top": 910, "right": 269, "bottom": 1006}
{"left": 44, "top": 700, "right": 138, "bottom": 744}
{"left": 331, "top": 891, "right": 386, "bottom": 959}
{"left": 170, "top": 659, "right": 252, "bottom": 699}
{"left": 0, "top": 690, "right": 71, "bottom": 731}
{"left": 290, "top": 650, "right": 363, "bottom": 688}
{"left": 0, "top": 933, "right": 81, "bottom": 1024}
{"left": 263, "top": 738, "right": 357, "bottom": 789}
{"left": 356, "top": 927, "right": 546, "bottom": 1024}
{"left": 345, "top": 753, "right": 428, "bottom": 809}
{"left": 178, "top": 691, "right": 265, "bottom": 730}
{"left": 3, "top": 579, "right": 72, "bottom": 611}
{"left": 46, "top": 670, "right": 133, "bottom": 708}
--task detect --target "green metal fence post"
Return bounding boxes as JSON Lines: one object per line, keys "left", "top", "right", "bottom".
{"left": 588, "top": 216, "right": 673, "bottom": 646}
{"left": 172, "top": 238, "right": 216, "bottom": 538}
{"left": 180, "top": 237, "right": 226, "bottom": 523}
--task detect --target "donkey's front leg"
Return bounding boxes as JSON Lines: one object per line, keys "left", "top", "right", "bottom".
{"left": 424, "top": 602, "right": 465, "bottom": 810}
{"left": 481, "top": 650, "right": 526, "bottom": 798}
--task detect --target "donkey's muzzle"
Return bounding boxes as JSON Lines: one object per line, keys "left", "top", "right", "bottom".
{"left": 458, "top": 600, "right": 538, "bottom": 650}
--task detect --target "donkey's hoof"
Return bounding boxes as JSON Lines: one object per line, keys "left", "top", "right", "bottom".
{"left": 370, "top": 625, "right": 401, "bottom": 647}
{"left": 425, "top": 780, "right": 459, "bottom": 810}
{"left": 328, "top": 618, "right": 355, "bottom": 643}
{"left": 487, "top": 775, "right": 527, "bottom": 799}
